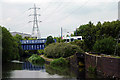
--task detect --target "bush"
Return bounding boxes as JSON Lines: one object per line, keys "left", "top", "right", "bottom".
{"left": 38, "top": 50, "right": 44, "bottom": 55}
{"left": 44, "top": 43, "right": 84, "bottom": 58}
{"left": 70, "top": 40, "right": 86, "bottom": 50}
{"left": 28, "top": 54, "right": 45, "bottom": 65}
{"left": 88, "top": 65, "right": 96, "bottom": 73}
{"left": 50, "top": 57, "right": 69, "bottom": 68}
{"left": 93, "top": 37, "right": 116, "bottom": 55}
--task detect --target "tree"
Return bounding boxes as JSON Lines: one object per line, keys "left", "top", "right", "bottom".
{"left": 2, "top": 26, "right": 20, "bottom": 62}
{"left": 70, "top": 34, "right": 74, "bottom": 37}
{"left": 13, "top": 34, "right": 23, "bottom": 58}
{"left": 73, "top": 20, "right": 120, "bottom": 52}
{"left": 74, "top": 21, "right": 95, "bottom": 51}
{"left": 54, "top": 37, "right": 61, "bottom": 43}
{"left": 93, "top": 37, "right": 116, "bottom": 55}
{"left": 117, "top": 43, "right": 120, "bottom": 56}
{"left": 70, "top": 40, "right": 85, "bottom": 50}
{"left": 45, "top": 36, "right": 55, "bottom": 46}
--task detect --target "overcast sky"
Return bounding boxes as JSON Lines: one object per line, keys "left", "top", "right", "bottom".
{"left": 0, "top": 0, "right": 119, "bottom": 38}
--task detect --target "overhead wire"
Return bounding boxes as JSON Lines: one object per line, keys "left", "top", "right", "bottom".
{"left": 41, "top": 1, "right": 65, "bottom": 22}
{"left": 42, "top": 0, "right": 89, "bottom": 23}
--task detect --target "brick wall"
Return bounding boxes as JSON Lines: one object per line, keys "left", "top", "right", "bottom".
{"left": 85, "top": 53, "right": 120, "bottom": 78}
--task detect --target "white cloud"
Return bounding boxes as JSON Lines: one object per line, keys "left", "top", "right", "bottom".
{"left": 6, "top": 17, "right": 12, "bottom": 22}
{"left": 1, "top": 0, "right": 119, "bottom": 4}
{"left": 0, "top": 0, "right": 119, "bottom": 37}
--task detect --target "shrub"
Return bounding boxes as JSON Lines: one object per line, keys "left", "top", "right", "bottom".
{"left": 88, "top": 65, "right": 96, "bottom": 73}
{"left": 28, "top": 54, "right": 45, "bottom": 65}
{"left": 38, "top": 50, "right": 44, "bottom": 55}
{"left": 93, "top": 37, "right": 116, "bottom": 55}
{"left": 70, "top": 40, "right": 85, "bottom": 50}
{"left": 44, "top": 43, "right": 84, "bottom": 58}
{"left": 50, "top": 57, "right": 69, "bottom": 68}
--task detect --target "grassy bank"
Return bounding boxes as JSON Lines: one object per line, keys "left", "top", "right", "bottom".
{"left": 28, "top": 54, "right": 45, "bottom": 66}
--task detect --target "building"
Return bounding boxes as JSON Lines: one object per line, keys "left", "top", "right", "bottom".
{"left": 10, "top": 32, "right": 32, "bottom": 38}
{"left": 118, "top": 1, "right": 120, "bottom": 20}
{"left": 63, "top": 36, "right": 82, "bottom": 43}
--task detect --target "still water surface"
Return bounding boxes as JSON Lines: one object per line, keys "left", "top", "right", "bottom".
{"left": 2, "top": 61, "right": 85, "bottom": 79}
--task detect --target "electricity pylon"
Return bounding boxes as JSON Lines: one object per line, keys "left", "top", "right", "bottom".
{"left": 28, "top": 4, "right": 41, "bottom": 39}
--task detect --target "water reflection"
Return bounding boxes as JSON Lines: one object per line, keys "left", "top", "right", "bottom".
{"left": 2, "top": 62, "right": 22, "bottom": 78}
{"left": 22, "top": 61, "right": 45, "bottom": 71}
{"left": 2, "top": 61, "right": 85, "bottom": 79}
{"left": 45, "top": 64, "right": 85, "bottom": 79}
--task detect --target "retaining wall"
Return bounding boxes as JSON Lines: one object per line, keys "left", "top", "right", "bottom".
{"left": 85, "top": 53, "right": 120, "bottom": 78}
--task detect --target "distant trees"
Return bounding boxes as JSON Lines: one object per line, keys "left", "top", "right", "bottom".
{"left": 54, "top": 37, "right": 65, "bottom": 43}
{"left": 24, "top": 36, "right": 37, "bottom": 40}
{"left": 74, "top": 20, "right": 120, "bottom": 55}
{"left": 45, "top": 36, "right": 55, "bottom": 46}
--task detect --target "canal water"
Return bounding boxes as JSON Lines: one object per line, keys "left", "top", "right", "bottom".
{"left": 2, "top": 60, "right": 100, "bottom": 79}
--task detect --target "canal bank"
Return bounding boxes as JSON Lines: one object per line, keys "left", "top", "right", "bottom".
{"left": 85, "top": 52, "right": 120, "bottom": 78}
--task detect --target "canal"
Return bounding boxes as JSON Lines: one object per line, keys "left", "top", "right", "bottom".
{"left": 2, "top": 60, "right": 101, "bottom": 79}
{"left": 2, "top": 60, "right": 84, "bottom": 79}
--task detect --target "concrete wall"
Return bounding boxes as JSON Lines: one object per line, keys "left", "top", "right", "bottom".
{"left": 85, "top": 53, "right": 120, "bottom": 78}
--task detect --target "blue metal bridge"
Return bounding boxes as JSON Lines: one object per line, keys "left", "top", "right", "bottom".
{"left": 20, "top": 39, "right": 56, "bottom": 50}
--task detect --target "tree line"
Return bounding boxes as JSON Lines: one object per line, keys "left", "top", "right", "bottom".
{"left": 1, "top": 26, "right": 24, "bottom": 62}
{"left": 74, "top": 20, "right": 120, "bottom": 56}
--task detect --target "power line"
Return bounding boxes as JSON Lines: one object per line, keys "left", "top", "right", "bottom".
{"left": 41, "top": 1, "right": 65, "bottom": 22}
{"left": 43, "top": 0, "right": 89, "bottom": 23}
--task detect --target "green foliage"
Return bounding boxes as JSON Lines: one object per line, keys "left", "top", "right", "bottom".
{"left": 117, "top": 43, "right": 120, "bottom": 56}
{"left": 74, "top": 20, "right": 120, "bottom": 52}
{"left": 28, "top": 54, "right": 45, "bottom": 66}
{"left": 2, "top": 26, "right": 20, "bottom": 62}
{"left": 45, "top": 64, "right": 76, "bottom": 77}
{"left": 37, "top": 50, "right": 44, "bottom": 55}
{"left": 23, "top": 36, "right": 37, "bottom": 40}
{"left": 54, "top": 37, "right": 65, "bottom": 43}
{"left": 70, "top": 34, "right": 74, "bottom": 37}
{"left": 13, "top": 34, "right": 24, "bottom": 59}
{"left": 93, "top": 37, "right": 116, "bottom": 55}
{"left": 22, "top": 50, "right": 33, "bottom": 57}
{"left": 24, "top": 36, "right": 30, "bottom": 40}
{"left": 22, "top": 50, "right": 39, "bottom": 58}
{"left": 70, "top": 40, "right": 85, "bottom": 50}
{"left": 50, "top": 57, "right": 69, "bottom": 68}
{"left": 88, "top": 65, "right": 96, "bottom": 73}
{"left": 44, "top": 43, "right": 84, "bottom": 58}
{"left": 45, "top": 36, "right": 55, "bottom": 46}
{"left": 74, "top": 21, "right": 96, "bottom": 51}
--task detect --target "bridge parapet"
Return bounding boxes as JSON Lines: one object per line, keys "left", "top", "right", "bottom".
{"left": 20, "top": 39, "right": 47, "bottom": 44}
{"left": 20, "top": 39, "right": 56, "bottom": 50}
